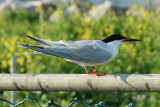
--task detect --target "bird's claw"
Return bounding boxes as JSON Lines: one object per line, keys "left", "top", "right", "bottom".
{"left": 87, "top": 72, "right": 96, "bottom": 75}
{"left": 87, "top": 72, "right": 105, "bottom": 76}
{"left": 96, "top": 73, "right": 105, "bottom": 76}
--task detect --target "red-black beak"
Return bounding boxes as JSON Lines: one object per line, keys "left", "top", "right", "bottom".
{"left": 122, "top": 38, "right": 140, "bottom": 42}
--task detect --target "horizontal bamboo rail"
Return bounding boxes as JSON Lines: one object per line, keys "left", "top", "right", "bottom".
{"left": 0, "top": 74, "right": 159, "bottom": 92}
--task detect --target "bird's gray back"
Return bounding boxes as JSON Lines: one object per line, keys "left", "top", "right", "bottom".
{"left": 59, "top": 40, "right": 113, "bottom": 63}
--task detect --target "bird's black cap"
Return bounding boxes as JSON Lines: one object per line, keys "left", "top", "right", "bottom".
{"left": 102, "top": 34, "right": 140, "bottom": 43}
{"left": 102, "top": 34, "right": 126, "bottom": 43}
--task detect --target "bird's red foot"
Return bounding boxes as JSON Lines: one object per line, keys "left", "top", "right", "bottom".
{"left": 96, "top": 73, "right": 105, "bottom": 76}
{"left": 87, "top": 72, "right": 95, "bottom": 75}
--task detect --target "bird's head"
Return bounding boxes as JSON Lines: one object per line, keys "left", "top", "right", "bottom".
{"left": 102, "top": 34, "right": 140, "bottom": 43}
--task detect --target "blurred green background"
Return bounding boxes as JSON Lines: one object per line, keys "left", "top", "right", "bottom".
{"left": 0, "top": 0, "right": 160, "bottom": 106}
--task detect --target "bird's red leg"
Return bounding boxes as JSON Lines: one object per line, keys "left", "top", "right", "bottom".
{"left": 92, "top": 66, "right": 105, "bottom": 76}
{"left": 92, "top": 66, "right": 97, "bottom": 73}
{"left": 84, "top": 66, "right": 95, "bottom": 75}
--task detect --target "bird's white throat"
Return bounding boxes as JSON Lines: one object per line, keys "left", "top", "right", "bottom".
{"left": 106, "top": 40, "right": 123, "bottom": 60}
{"left": 108, "top": 40, "right": 123, "bottom": 50}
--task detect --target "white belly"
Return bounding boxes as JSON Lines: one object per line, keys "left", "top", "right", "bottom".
{"left": 65, "top": 54, "right": 116, "bottom": 66}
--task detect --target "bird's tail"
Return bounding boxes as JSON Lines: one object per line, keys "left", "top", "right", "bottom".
{"left": 24, "top": 35, "right": 55, "bottom": 46}
{"left": 18, "top": 42, "right": 45, "bottom": 51}
{"left": 0, "top": 45, "right": 27, "bottom": 48}
{"left": 15, "top": 52, "right": 44, "bottom": 54}
{"left": 18, "top": 42, "right": 73, "bottom": 59}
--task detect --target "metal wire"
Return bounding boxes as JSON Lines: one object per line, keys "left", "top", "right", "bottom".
{"left": 0, "top": 98, "right": 27, "bottom": 107}
{"left": 0, "top": 96, "right": 133, "bottom": 107}
{"left": 67, "top": 98, "right": 90, "bottom": 107}
{"left": 26, "top": 96, "right": 41, "bottom": 107}
{"left": 46, "top": 100, "right": 62, "bottom": 107}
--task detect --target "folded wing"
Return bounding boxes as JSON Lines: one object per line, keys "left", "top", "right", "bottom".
{"left": 59, "top": 40, "right": 113, "bottom": 63}
{"left": 19, "top": 35, "right": 112, "bottom": 63}
{"left": 25, "top": 35, "right": 65, "bottom": 46}
{"left": 18, "top": 42, "right": 81, "bottom": 60}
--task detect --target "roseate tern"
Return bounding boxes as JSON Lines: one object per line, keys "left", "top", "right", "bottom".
{"left": 18, "top": 34, "right": 139, "bottom": 76}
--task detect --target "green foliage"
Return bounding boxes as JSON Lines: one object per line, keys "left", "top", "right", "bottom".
{"left": 0, "top": 6, "right": 160, "bottom": 106}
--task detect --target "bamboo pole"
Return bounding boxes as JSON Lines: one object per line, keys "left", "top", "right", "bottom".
{"left": 39, "top": 2, "right": 43, "bottom": 37}
{"left": 0, "top": 74, "right": 160, "bottom": 92}
{"left": 10, "top": 55, "right": 17, "bottom": 106}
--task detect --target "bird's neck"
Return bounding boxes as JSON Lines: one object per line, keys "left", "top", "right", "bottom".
{"left": 108, "top": 41, "right": 123, "bottom": 50}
